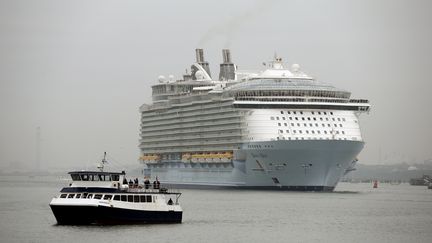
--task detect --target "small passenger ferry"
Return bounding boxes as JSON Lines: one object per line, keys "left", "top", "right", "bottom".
{"left": 49, "top": 153, "right": 182, "bottom": 225}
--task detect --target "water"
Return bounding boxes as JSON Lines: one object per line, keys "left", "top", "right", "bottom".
{"left": 0, "top": 176, "right": 431, "bottom": 243}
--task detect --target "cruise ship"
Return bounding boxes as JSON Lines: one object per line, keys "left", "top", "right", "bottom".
{"left": 139, "top": 49, "right": 370, "bottom": 191}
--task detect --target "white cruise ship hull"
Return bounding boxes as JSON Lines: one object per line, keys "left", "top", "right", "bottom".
{"left": 149, "top": 140, "right": 364, "bottom": 191}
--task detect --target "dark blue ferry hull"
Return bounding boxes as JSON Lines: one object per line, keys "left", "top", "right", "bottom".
{"left": 50, "top": 205, "right": 182, "bottom": 225}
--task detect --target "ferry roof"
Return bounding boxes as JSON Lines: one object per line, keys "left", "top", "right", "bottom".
{"left": 68, "top": 171, "right": 125, "bottom": 175}
{"left": 227, "top": 78, "right": 348, "bottom": 93}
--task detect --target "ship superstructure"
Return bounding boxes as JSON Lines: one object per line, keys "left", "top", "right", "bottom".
{"left": 139, "top": 49, "right": 370, "bottom": 191}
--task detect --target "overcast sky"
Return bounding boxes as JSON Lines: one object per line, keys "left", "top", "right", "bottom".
{"left": 1, "top": 0, "right": 431, "bottom": 171}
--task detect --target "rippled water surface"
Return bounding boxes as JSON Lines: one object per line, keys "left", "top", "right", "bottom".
{"left": 0, "top": 176, "right": 431, "bottom": 243}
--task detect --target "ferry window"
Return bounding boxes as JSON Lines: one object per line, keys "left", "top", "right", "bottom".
{"left": 334, "top": 124, "right": 337, "bottom": 127}
{"left": 326, "top": 118, "right": 329, "bottom": 121}
{"left": 303, "top": 123, "right": 307, "bottom": 127}
{"left": 300, "top": 111, "right": 303, "bottom": 115}
{"left": 330, "top": 112, "right": 333, "bottom": 115}
{"left": 320, "top": 118, "right": 323, "bottom": 121}
{"left": 68, "top": 194, "right": 75, "bottom": 198}
{"left": 312, "top": 131, "right": 315, "bottom": 134}
{"left": 94, "top": 194, "right": 102, "bottom": 199}
{"left": 313, "top": 118, "right": 316, "bottom": 121}
{"left": 121, "top": 195, "right": 127, "bottom": 201}
{"left": 293, "top": 111, "right": 297, "bottom": 114}
{"left": 293, "top": 130, "right": 296, "bottom": 133}
{"left": 134, "top": 195, "right": 140, "bottom": 203}
{"left": 60, "top": 194, "right": 67, "bottom": 198}
{"left": 309, "top": 124, "right": 313, "bottom": 127}
{"left": 318, "top": 112, "right": 321, "bottom": 115}
{"left": 297, "top": 123, "right": 300, "bottom": 126}
{"left": 332, "top": 118, "right": 335, "bottom": 121}
{"left": 317, "top": 131, "right": 321, "bottom": 134}
{"left": 278, "top": 123, "right": 281, "bottom": 126}
{"left": 103, "top": 195, "right": 112, "bottom": 200}
{"left": 301, "top": 117, "right": 305, "bottom": 121}
{"left": 270, "top": 117, "right": 274, "bottom": 120}
{"left": 279, "top": 130, "right": 283, "bottom": 133}
{"left": 276, "top": 117, "right": 279, "bottom": 120}
{"left": 307, "top": 117, "right": 311, "bottom": 121}
{"left": 140, "top": 195, "right": 146, "bottom": 202}
{"left": 299, "top": 130, "right": 302, "bottom": 134}
{"left": 324, "top": 112, "right": 327, "bottom": 115}
{"left": 286, "top": 130, "right": 289, "bottom": 133}
{"left": 114, "top": 195, "right": 120, "bottom": 201}
{"left": 289, "top": 117, "right": 292, "bottom": 120}
{"left": 288, "top": 111, "right": 291, "bottom": 114}
{"left": 312, "top": 112, "right": 315, "bottom": 115}
{"left": 87, "top": 194, "right": 93, "bottom": 199}
{"left": 324, "top": 131, "right": 328, "bottom": 134}
{"left": 282, "top": 117, "right": 286, "bottom": 120}
{"left": 71, "top": 174, "right": 81, "bottom": 181}
{"left": 98, "top": 175, "right": 105, "bottom": 181}
{"left": 342, "top": 118, "right": 346, "bottom": 122}
{"left": 146, "top": 195, "right": 152, "bottom": 203}
{"left": 342, "top": 131, "right": 345, "bottom": 134}
{"left": 315, "top": 124, "right": 318, "bottom": 127}
{"left": 337, "top": 118, "right": 341, "bottom": 121}
{"left": 284, "top": 123, "right": 287, "bottom": 126}
{"left": 339, "top": 124, "right": 343, "bottom": 127}
{"left": 280, "top": 111, "right": 284, "bottom": 114}
{"left": 76, "top": 194, "right": 81, "bottom": 199}
{"left": 128, "top": 195, "right": 133, "bottom": 202}
{"left": 81, "top": 174, "right": 89, "bottom": 181}
{"left": 111, "top": 175, "right": 119, "bottom": 181}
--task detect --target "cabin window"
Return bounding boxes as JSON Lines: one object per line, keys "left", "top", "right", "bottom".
{"left": 68, "top": 194, "right": 75, "bottom": 198}
{"left": 134, "top": 195, "right": 140, "bottom": 203}
{"left": 121, "top": 195, "right": 127, "bottom": 201}
{"left": 146, "top": 195, "right": 152, "bottom": 203}
{"left": 60, "top": 194, "right": 67, "bottom": 198}
{"left": 140, "top": 195, "right": 146, "bottom": 202}
{"left": 114, "top": 195, "right": 120, "bottom": 201}
{"left": 71, "top": 174, "right": 81, "bottom": 181}
{"left": 81, "top": 174, "right": 89, "bottom": 181}
{"left": 111, "top": 175, "right": 119, "bottom": 181}
{"left": 76, "top": 194, "right": 81, "bottom": 199}
{"left": 94, "top": 194, "right": 102, "bottom": 199}
{"left": 128, "top": 195, "right": 133, "bottom": 202}
{"left": 103, "top": 195, "right": 112, "bottom": 200}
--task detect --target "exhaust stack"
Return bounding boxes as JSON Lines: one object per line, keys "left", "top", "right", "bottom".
{"left": 219, "top": 49, "right": 236, "bottom": 81}
{"left": 191, "top": 48, "right": 211, "bottom": 80}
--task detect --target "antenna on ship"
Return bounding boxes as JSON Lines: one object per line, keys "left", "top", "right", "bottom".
{"left": 98, "top": 152, "right": 108, "bottom": 172}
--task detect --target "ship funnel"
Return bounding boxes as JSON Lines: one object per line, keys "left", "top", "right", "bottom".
{"left": 195, "top": 49, "right": 205, "bottom": 63}
{"left": 222, "top": 49, "right": 231, "bottom": 63}
{"left": 219, "top": 49, "right": 236, "bottom": 81}
{"left": 191, "top": 49, "right": 211, "bottom": 80}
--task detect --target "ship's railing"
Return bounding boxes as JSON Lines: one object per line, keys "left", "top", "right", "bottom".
{"left": 141, "top": 112, "right": 242, "bottom": 127}
{"left": 140, "top": 118, "right": 243, "bottom": 132}
{"left": 140, "top": 125, "right": 244, "bottom": 138}
{"left": 141, "top": 103, "right": 234, "bottom": 122}
{"left": 127, "top": 184, "right": 181, "bottom": 195}
{"left": 139, "top": 131, "right": 243, "bottom": 143}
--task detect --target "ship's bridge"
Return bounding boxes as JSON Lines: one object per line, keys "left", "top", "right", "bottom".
{"left": 227, "top": 78, "right": 350, "bottom": 99}
{"left": 226, "top": 78, "right": 369, "bottom": 112}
